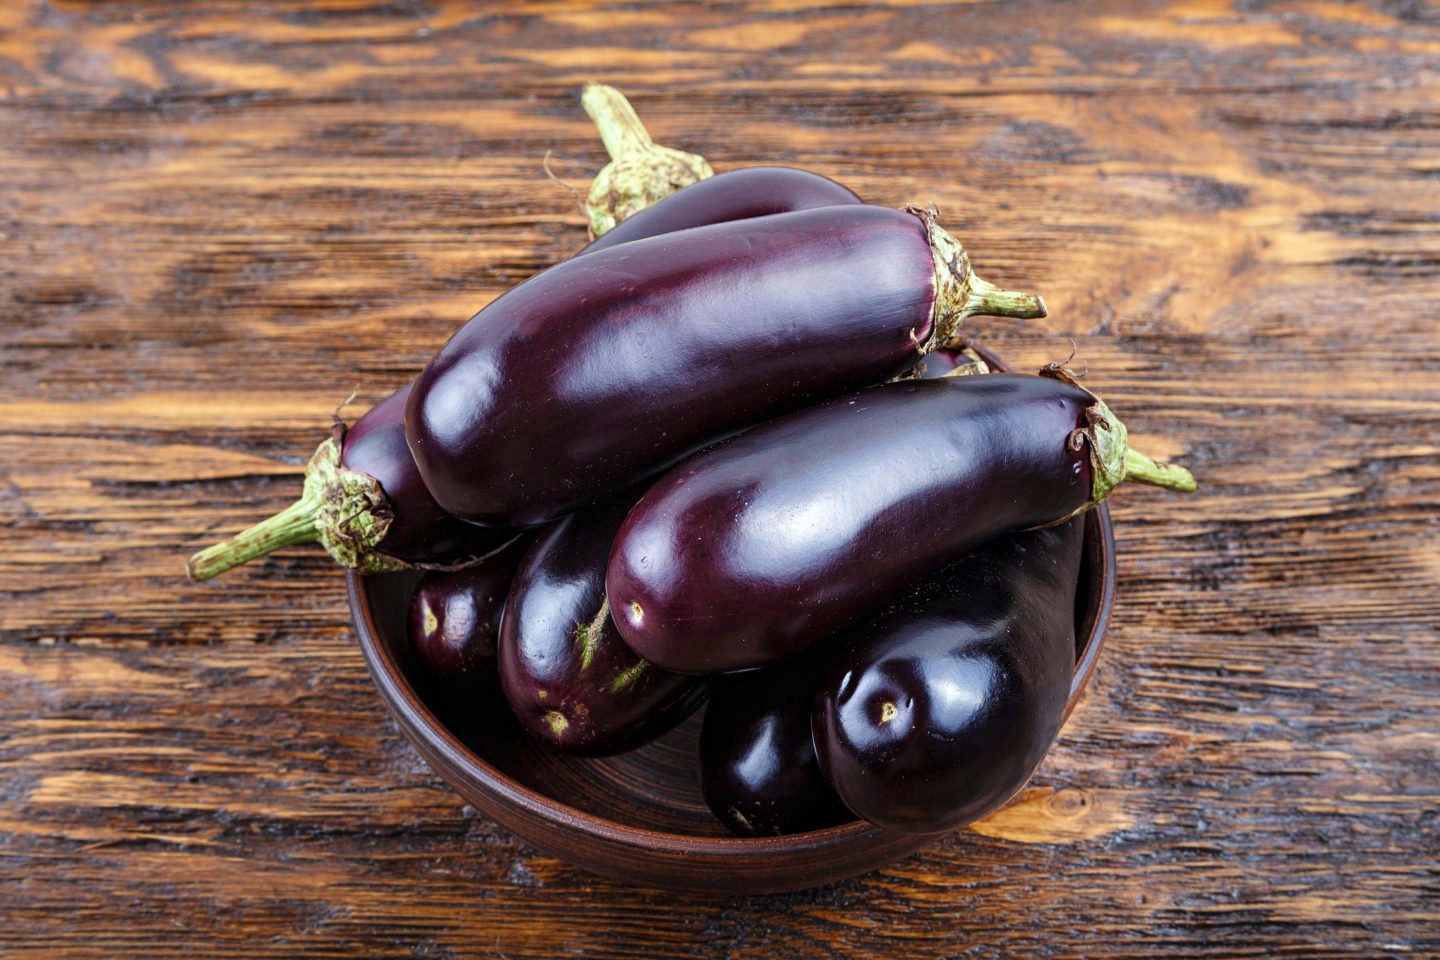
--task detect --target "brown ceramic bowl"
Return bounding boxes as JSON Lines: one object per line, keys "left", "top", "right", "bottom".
{"left": 347, "top": 349, "right": 1117, "bottom": 894}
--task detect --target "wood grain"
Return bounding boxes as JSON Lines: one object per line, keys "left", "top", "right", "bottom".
{"left": 2, "top": 0, "right": 1437, "bottom": 956}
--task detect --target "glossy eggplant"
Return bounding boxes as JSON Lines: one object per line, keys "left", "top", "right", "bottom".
{"left": 187, "top": 384, "right": 519, "bottom": 580}
{"left": 407, "top": 205, "right": 1047, "bottom": 526}
{"left": 585, "top": 166, "right": 861, "bottom": 253}
{"left": 608, "top": 370, "right": 1194, "bottom": 674}
{"left": 813, "top": 520, "right": 1085, "bottom": 834}
{"left": 499, "top": 498, "right": 708, "bottom": 756}
{"left": 186, "top": 85, "right": 731, "bottom": 580}
{"left": 700, "top": 658, "right": 854, "bottom": 837}
{"left": 408, "top": 540, "right": 527, "bottom": 683}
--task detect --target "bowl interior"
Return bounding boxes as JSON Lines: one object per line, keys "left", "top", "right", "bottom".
{"left": 361, "top": 572, "right": 729, "bottom": 834}
{"left": 351, "top": 505, "right": 1113, "bottom": 841}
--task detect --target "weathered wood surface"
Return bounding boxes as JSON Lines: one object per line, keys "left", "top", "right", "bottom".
{"left": 2, "top": 0, "right": 1438, "bottom": 955}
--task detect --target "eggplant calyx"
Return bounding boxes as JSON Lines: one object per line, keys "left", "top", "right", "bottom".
{"left": 582, "top": 82, "right": 714, "bottom": 237}
{"left": 1036, "top": 363, "right": 1197, "bottom": 503}
{"left": 185, "top": 431, "right": 406, "bottom": 581}
{"left": 1078, "top": 396, "right": 1198, "bottom": 503}
{"left": 907, "top": 207, "right": 1048, "bottom": 344}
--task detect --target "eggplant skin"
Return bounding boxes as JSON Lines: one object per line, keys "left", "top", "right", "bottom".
{"left": 407, "top": 204, "right": 936, "bottom": 527}
{"left": 700, "top": 659, "right": 855, "bottom": 837}
{"left": 344, "top": 171, "right": 862, "bottom": 558}
{"left": 583, "top": 166, "right": 861, "bottom": 253}
{"left": 343, "top": 385, "right": 516, "bottom": 564}
{"left": 407, "top": 544, "right": 526, "bottom": 683}
{"left": 917, "top": 345, "right": 985, "bottom": 378}
{"left": 499, "top": 498, "right": 708, "bottom": 756}
{"left": 607, "top": 374, "right": 1094, "bottom": 675}
{"left": 812, "top": 521, "right": 1084, "bottom": 834}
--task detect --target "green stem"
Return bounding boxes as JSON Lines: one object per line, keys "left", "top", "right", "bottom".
{"left": 580, "top": 83, "right": 713, "bottom": 237}
{"left": 919, "top": 215, "right": 1048, "bottom": 342}
{"left": 186, "top": 433, "right": 401, "bottom": 580}
{"left": 1124, "top": 448, "right": 1198, "bottom": 493}
{"left": 186, "top": 492, "right": 320, "bottom": 581}
{"left": 582, "top": 82, "right": 654, "bottom": 162}
{"left": 962, "top": 275, "right": 1048, "bottom": 322}
{"left": 1079, "top": 392, "right": 1198, "bottom": 504}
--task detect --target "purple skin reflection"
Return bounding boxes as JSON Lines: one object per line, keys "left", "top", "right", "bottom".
{"left": 700, "top": 656, "right": 853, "bottom": 837}
{"left": 345, "top": 385, "right": 517, "bottom": 564}
{"left": 408, "top": 545, "right": 526, "bottom": 682}
{"left": 812, "top": 520, "right": 1083, "bottom": 834}
{"left": 406, "top": 205, "right": 937, "bottom": 527}
{"left": 498, "top": 498, "right": 708, "bottom": 757}
{"left": 916, "top": 346, "right": 983, "bottom": 378}
{"left": 607, "top": 375, "right": 1095, "bottom": 675}
{"left": 583, "top": 166, "right": 861, "bottom": 253}
{"left": 344, "top": 169, "right": 864, "bottom": 559}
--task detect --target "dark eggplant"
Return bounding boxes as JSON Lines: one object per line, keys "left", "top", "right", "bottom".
{"left": 409, "top": 540, "right": 527, "bottom": 683}
{"left": 585, "top": 166, "right": 861, "bottom": 253}
{"left": 187, "top": 384, "right": 519, "bottom": 580}
{"left": 407, "top": 205, "right": 1047, "bottom": 527}
{"left": 186, "top": 84, "right": 728, "bottom": 580}
{"left": 187, "top": 94, "right": 873, "bottom": 580}
{"left": 582, "top": 82, "right": 714, "bottom": 238}
{"left": 499, "top": 498, "right": 708, "bottom": 756}
{"left": 607, "top": 370, "right": 1194, "bottom": 674}
{"left": 699, "top": 658, "right": 854, "bottom": 837}
{"left": 813, "top": 520, "right": 1085, "bottom": 834}
{"left": 918, "top": 344, "right": 990, "bottom": 378}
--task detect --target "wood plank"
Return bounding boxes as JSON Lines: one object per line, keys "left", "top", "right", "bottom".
{"left": 2, "top": 0, "right": 1436, "bottom": 956}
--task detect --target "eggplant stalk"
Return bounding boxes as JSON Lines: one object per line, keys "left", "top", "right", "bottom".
{"left": 917, "top": 209, "right": 1048, "bottom": 338}
{"left": 1037, "top": 365, "right": 1198, "bottom": 503}
{"left": 186, "top": 432, "right": 405, "bottom": 581}
{"left": 582, "top": 82, "right": 714, "bottom": 237}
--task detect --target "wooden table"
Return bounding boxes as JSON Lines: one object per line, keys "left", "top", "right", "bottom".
{"left": 3, "top": 1, "right": 1436, "bottom": 955}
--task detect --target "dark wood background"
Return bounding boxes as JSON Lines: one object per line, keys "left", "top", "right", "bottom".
{"left": 3, "top": 1, "right": 1437, "bottom": 956}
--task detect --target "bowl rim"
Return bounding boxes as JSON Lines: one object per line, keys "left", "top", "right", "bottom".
{"left": 347, "top": 502, "right": 1115, "bottom": 854}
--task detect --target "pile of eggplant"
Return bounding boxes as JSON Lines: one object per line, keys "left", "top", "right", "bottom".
{"left": 189, "top": 85, "right": 1195, "bottom": 837}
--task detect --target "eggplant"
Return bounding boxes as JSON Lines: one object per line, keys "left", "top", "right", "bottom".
{"left": 607, "top": 370, "right": 1194, "bottom": 674}
{"left": 186, "top": 385, "right": 519, "bottom": 580}
{"left": 185, "top": 101, "right": 718, "bottom": 581}
{"left": 499, "top": 498, "right": 708, "bottom": 756}
{"left": 409, "top": 540, "right": 527, "bottom": 683}
{"left": 699, "top": 658, "right": 854, "bottom": 837}
{"left": 918, "top": 344, "right": 990, "bottom": 378}
{"left": 407, "top": 205, "right": 1047, "bottom": 527}
{"left": 813, "top": 520, "right": 1085, "bottom": 834}
{"left": 185, "top": 84, "right": 727, "bottom": 580}
{"left": 586, "top": 166, "right": 861, "bottom": 253}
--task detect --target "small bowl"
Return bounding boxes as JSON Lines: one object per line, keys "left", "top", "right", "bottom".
{"left": 347, "top": 350, "right": 1118, "bottom": 894}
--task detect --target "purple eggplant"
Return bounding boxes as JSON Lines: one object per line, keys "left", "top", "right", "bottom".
{"left": 498, "top": 498, "right": 708, "bottom": 756}
{"left": 699, "top": 658, "right": 854, "bottom": 837}
{"left": 585, "top": 166, "right": 861, "bottom": 253}
{"left": 407, "top": 205, "right": 1047, "bottom": 527}
{"left": 813, "top": 520, "right": 1084, "bottom": 834}
{"left": 607, "top": 370, "right": 1194, "bottom": 674}
{"left": 409, "top": 540, "right": 527, "bottom": 684}
{"left": 189, "top": 161, "right": 847, "bottom": 580}
{"left": 187, "top": 384, "right": 519, "bottom": 580}
{"left": 918, "top": 344, "right": 990, "bottom": 378}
